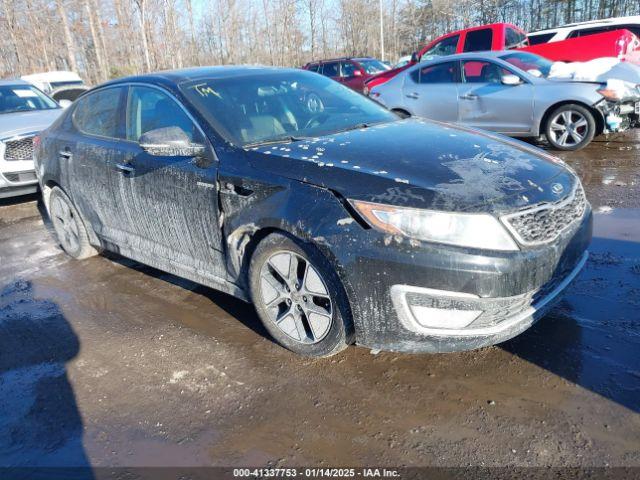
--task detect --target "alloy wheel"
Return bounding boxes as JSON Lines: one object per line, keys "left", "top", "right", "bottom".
{"left": 259, "top": 250, "right": 333, "bottom": 344}
{"left": 51, "top": 196, "right": 80, "bottom": 253}
{"left": 548, "top": 110, "right": 589, "bottom": 147}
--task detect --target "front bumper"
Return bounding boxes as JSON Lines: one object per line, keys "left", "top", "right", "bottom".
{"left": 333, "top": 207, "right": 592, "bottom": 353}
{"left": 0, "top": 171, "right": 38, "bottom": 198}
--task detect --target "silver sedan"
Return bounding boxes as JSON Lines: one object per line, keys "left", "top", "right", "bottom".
{"left": 370, "top": 51, "right": 640, "bottom": 150}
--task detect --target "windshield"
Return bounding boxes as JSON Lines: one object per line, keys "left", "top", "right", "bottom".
{"left": 358, "top": 59, "right": 390, "bottom": 74}
{"left": 0, "top": 85, "right": 59, "bottom": 114}
{"left": 498, "top": 52, "right": 553, "bottom": 78}
{"left": 180, "top": 71, "right": 398, "bottom": 147}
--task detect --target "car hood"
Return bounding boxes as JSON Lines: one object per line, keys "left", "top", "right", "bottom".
{"left": 0, "top": 109, "right": 63, "bottom": 140}
{"left": 244, "top": 118, "right": 577, "bottom": 214}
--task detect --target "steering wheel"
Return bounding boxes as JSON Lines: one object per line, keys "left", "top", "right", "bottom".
{"left": 305, "top": 92, "right": 325, "bottom": 114}
{"left": 304, "top": 112, "right": 330, "bottom": 130}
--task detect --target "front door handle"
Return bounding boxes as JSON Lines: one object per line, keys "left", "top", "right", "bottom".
{"left": 115, "top": 163, "right": 135, "bottom": 174}
{"left": 461, "top": 93, "right": 478, "bottom": 100}
{"left": 405, "top": 92, "right": 419, "bottom": 99}
{"left": 59, "top": 150, "right": 73, "bottom": 160}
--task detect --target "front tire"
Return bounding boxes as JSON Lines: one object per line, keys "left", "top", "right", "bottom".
{"left": 49, "top": 187, "right": 98, "bottom": 259}
{"left": 544, "top": 104, "right": 595, "bottom": 151}
{"left": 249, "top": 233, "right": 353, "bottom": 357}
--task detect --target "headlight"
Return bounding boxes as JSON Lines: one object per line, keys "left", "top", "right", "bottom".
{"left": 350, "top": 200, "right": 519, "bottom": 251}
{"left": 597, "top": 79, "right": 638, "bottom": 102}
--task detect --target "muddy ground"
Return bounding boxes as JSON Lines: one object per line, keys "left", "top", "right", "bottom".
{"left": 0, "top": 131, "right": 639, "bottom": 473}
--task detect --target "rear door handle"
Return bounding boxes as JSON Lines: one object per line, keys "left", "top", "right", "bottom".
{"left": 461, "top": 94, "right": 478, "bottom": 100}
{"left": 405, "top": 92, "right": 419, "bottom": 99}
{"left": 59, "top": 150, "right": 73, "bottom": 159}
{"left": 115, "top": 163, "right": 135, "bottom": 174}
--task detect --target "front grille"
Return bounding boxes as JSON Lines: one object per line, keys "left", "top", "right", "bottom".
{"left": 3, "top": 170, "right": 37, "bottom": 183}
{"left": 4, "top": 136, "right": 34, "bottom": 161}
{"left": 501, "top": 184, "right": 587, "bottom": 246}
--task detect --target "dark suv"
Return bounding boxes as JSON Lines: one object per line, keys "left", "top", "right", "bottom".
{"left": 303, "top": 57, "right": 390, "bottom": 93}
{"left": 35, "top": 67, "right": 591, "bottom": 357}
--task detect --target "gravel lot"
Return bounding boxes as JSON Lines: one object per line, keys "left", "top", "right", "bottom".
{"left": 0, "top": 131, "right": 639, "bottom": 473}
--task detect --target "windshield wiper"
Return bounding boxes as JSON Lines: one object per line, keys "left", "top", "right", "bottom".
{"left": 244, "top": 135, "right": 308, "bottom": 148}
{"left": 329, "top": 120, "right": 391, "bottom": 136}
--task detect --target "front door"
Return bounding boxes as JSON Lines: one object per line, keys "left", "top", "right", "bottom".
{"left": 457, "top": 60, "right": 534, "bottom": 133}
{"left": 115, "top": 85, "right": 227, "bottom": 278}
{"left": 402, "top": 61, "right": 460, "bottom": 122}
{"left": 66, "top": 85, "right": 130, "bottom": 239}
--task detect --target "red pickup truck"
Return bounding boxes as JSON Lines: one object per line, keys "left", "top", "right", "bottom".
{"left": 364, "top": 22, "right": 640, "bottom": 93}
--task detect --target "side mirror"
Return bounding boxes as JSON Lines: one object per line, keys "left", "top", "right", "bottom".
{"left": 353, "top": 70, "right": 363, "bottom": 77}
{"left": 410, "top": 51, "right": 419, "bottom": 63}
{"left": 139, "top": 126, "right": 206, "bottom": 157}
{"left": 58, "top": 99, "right": 72, "bottom": 109}
{"left": 501, "top": 74, "right": 522, "bottom": 86}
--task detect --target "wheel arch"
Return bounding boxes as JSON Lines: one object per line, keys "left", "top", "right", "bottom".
{"left": 539, "top": 100, "right": 604, "bottom": 137}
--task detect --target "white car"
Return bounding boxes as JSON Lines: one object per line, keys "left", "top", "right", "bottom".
{"left": 528, "top": 15, "right": 640, "bottom": 45}
{"left": 0, "top": 80, "right": 62, "bottom": 198}
{"left": 21, "top": 71, "right": 88, "bottom": 106}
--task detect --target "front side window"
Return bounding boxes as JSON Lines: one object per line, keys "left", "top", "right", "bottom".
{"left": 179, "top": 71, "right": 398, "bottom": 147}
{"left": 505, "top": 28, "right": 528, "bottom": 49}
{"left": 421, "top": 35, "right": 460, "bottom": 58}
{"left": 126, "top": 86, "right": 198, "bottom": 142}
{"left": 463, "top": 29, "right": 493, "bottom": 52}
{"left": 73, "top": 87, "right": 125, "bottom": 139}
{"left": 307, "top": 64, "right": 320, "bottom": 73}
{"left": 357, "top": 59, "right": 390, "bottom": 74}
{"left": 462, "top": 60, "right": 511, "bottom": 83}
{"left": 410, "top": 62, "right": 459, "bottom": 84}
{"left": 0, "top": 85, "right": 59, "bottom": 114}
{"left": 340, "top": 61, "right": 357, "bottom": 77}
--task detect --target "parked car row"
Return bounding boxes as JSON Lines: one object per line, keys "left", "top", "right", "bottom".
{"left": 369, "top": 51, "right": 640, "bottom": 151}
{"left": 302, "top": 57, "right": 390, "bottom": 93}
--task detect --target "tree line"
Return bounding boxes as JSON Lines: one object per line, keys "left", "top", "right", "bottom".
{"left": 1, "top": 0, "right": 639, "bottom": 84}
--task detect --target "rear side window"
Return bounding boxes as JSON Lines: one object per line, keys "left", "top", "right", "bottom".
{"left": 307, "top": 63, "right": 320, "bottom": 72}
{"left": 73, "top": 87, "right": 125, "bottom": 139}
{"left": 527, "top": 32, "right": 555, "bottom": 45}
{"left": 463, "top": 29, "right": 493, "bottom": 52}
{"left": 505, "top": 28, "right": 527, "bottom": 49}
{"left": 126, "top": 86, "right": 198, "bottom": 142}
{"left": 410, "top": 62, "right": 458, "bottom": 84}
{"left": 569, "top": 25, "right": 640, "bottom": 38}
{"left": 322, "top": 62, "right": 340, "bottom": 77}
{"left": 422, "top": 35, "right": 460, "bottom": 58}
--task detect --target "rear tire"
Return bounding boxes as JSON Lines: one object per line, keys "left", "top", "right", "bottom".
{"left": 249, "top": 233, "right": 353, "bottom": 357}
{"left": 49, "top": 187, "right": 98, "bottom": 259}
{"left": 544, "top": 104, "right": 595, "bottom": 151}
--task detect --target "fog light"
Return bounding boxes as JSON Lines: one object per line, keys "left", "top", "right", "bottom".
{"left": 409, "top": 305, "right": 482, "bottom": 329}
{"left": 391, "top": 284, "right": 484, "bottom": 334}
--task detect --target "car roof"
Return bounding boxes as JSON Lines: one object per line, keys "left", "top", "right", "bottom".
{"left": 101, "top": 65, "right": 306, "bottom": 88}
{"left": 418, "top": 50, "right": 513, "bottom": 62}
{"left": 0, "top": 79, "right": 32, "bottom": 87}
{"left": 21, "top": 71, "right": 83, "bottom": 83}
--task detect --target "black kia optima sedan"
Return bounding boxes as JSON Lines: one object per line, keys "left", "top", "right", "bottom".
{"left": 34, "top": 66, "right": 592, "bottom": 357}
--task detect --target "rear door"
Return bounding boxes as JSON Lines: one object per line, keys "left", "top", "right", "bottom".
{"left": 115, "top": 84, "right": 227, "bottom": 278}
{"left": 402, "top": 61, "right": 460, "bottom": 121}
{"left": 65, "top": 85, "right": 129, "bottom": 239}
{"left": 457, "top": 59, "right": 534, "bottom": 133}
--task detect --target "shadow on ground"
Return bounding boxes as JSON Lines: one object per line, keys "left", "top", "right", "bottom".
{"left": 0, "top": 280, "right": 93, "bottom": 479}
